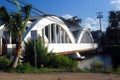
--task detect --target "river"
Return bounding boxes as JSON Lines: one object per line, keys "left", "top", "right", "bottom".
{"left": 78, "top": 54, "right": 111, "bottom": 70}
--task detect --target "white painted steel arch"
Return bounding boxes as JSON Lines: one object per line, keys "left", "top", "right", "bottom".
{"left": 0, "top": 16, "right": 98, "bottom": 58}
{"left": 22, "top": 16, "right": 75, "bottom": 43}
{"left": 0, "top": 25, "right": 5, "bottom": 38}
{"left": 77, "top": 28, "right": 94, "bottom": 43}
{"left": 22, "top": 16, "right": 97, "bottom": 54}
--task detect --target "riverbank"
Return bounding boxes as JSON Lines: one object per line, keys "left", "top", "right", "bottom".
{"left": 0, "top": 72, "right": 119, "bottom": 80}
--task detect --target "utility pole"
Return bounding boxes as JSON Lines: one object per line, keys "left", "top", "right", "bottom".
{"left": 96, "top": 12, "right": 103, "bottom": 32}
{"left": 96, "top": 12, "right": 103, "bottom": 53}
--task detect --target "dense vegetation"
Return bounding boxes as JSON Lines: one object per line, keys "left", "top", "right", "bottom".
{"left": 101, "top": 11, "right": 120, "bottom": 69}
{"left": 0, "top": 3, "right": 31, "bottom": 68}
{"left": 0, "top": 36, "right": 78, "bottom": 73}
{"left": 23, "top": 36, "right": 78, "bottom": 69}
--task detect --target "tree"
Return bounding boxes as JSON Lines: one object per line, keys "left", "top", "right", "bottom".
{"left": 109, "top": 11, "right": 120, "bottom": 28}
{"left": 103, "top": 10, "right": 120, "bottom": 69}
{"left": 0, "top": 1, "right": 31, "bottom": 68}
{"left": 60, "top": 16, "right": 82, "bottom": 27}
{"left": 105, "top": 11, "right": 120, "bottom": 45}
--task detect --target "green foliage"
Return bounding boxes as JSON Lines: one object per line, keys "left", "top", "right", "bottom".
{"left": 47, "top": 54, "right": 78, "bottom": 69}
{"left": 105, "top": 27, "right": 120, "bottom": 44}
{"left": 23, "top": 36, "right": 50, "bottom": 68}
{"left": 109, "top": 11, "right": 120, "bottom": 27}
{"left": 23, "top": 38, "right": 34, "bottom": 66}
{"left": 0, "top": 4, "right": 31, "bottom": 68}
{"left": 60, "top": 16, "right": 81, "bottom": 27}
{"left": 16, "top": 62, "right": 33, "bottom": 73}
{"left": 0, "top": 56, "right": 11, "bottom": 69}
{"left": 7, "top": 62, "right": 35, "bottom": 73}
{"left": 91, "top": 61, "right": 105, "bottom": 72}
{"left": 101, "top": 10, "right": 120, "bottom": 70}
{"left": 116, "top": 66, "right": 120, "bottom": 73}
{"left": 23, "top": 36, "right": 78, "bottom": 69}
{"left": 0, "top": 5, "right": 31, "bottom": 40}
{"left": 102, "top": 11, "right": 120, "bottom": 46}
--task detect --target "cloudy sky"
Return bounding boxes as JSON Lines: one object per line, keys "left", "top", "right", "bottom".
{"left": 0, "top": 0, "right": 120, "bottom": 31}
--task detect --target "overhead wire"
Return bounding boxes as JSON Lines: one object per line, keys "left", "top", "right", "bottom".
{"left": 6, "top": 0, "right": 42, "bottom": 16}
{"left": 18, "top": 0, "right": 46, "bottom": 15}
{"left": 7, "top": 0, "right": 68, "bottom": 25}
{"left": 17, "top": 0, "right": 67, "bottom": 25}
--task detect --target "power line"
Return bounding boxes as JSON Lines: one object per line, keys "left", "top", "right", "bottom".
{"left": 17, "top": 0, "right": 67, "bottom": 24}
{"left": 6, "top": 0, "right": 73, "bottom": 26}
{"left": 6, "top": 0, "right": 42, "bottom": 16}
{"left": 17, "top": 0, "right": 46, "bottom": 15}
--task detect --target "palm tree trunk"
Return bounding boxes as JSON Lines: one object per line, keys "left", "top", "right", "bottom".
{"left": 11, "top": 41, "right": 22, "bottom": 68}
{"left": 11, "top": 33, "right": 22, "bottom": 68}
{"left": 11, "top": 55, "right": 20, "bottom": 68}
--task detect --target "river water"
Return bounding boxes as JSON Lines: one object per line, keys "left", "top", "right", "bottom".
{"left": 78, "top": 54, "right": 111, "bottom": 70}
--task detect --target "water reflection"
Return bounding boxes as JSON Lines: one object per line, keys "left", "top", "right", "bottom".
{"left": 78, "top": 54, "right": 111, "bottom": 70}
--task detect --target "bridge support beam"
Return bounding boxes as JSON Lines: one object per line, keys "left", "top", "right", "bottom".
{"left": 53, "top": 24, "right": 57, "bottom": 43}
{"left": 42, "top": 28, "right": 45, "bottom": 43}
{"left": 67, "top": 36, "right": 70, "bottom": 43}
{"left": 48, "top": 25, "right": 52, "bottom": 43}
{"left": 63, "top": 31, "right": 65, "bottom": 43}
{"left": 59, "top": 26, "right": 62, "bottom": 43}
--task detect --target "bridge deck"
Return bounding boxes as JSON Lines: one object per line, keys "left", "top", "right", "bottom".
{"left": 46, "top": 43, "right": 98, "bottom": 54}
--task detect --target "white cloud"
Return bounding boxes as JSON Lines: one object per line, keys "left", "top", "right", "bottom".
{"left": 83, "top": 17, "right": 108, "bottom": 31}
{"left": 110, "top": 0, "right": 120, "bottom": 10}
{"left": 61, "top": 14, "right": 73, "bottom": 19}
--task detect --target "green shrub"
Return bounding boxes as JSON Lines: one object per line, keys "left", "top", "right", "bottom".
{"left": 23, "top": 36, "right": 51, "bottom": 68}
{"left": 115, "top": 66, "right": 120, "bottom": 73}
{"left": 47, "top": 54, "right": 78, "bottom": 69}
{"left": 7, "top": 62, "right": 34, "bottom": 73}
{"left": 0, "top": 56, "right": 11, "bottom": 69}
{"left": 91, "top": 61, "right": 105, "bottom": 72}
{"left": 16, "top": 62, "right": 33, "bottom": 73}
{"left": 23, "top": 36, "right": 78, "bottom": 69}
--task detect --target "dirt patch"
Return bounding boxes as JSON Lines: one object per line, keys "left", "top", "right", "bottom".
{"left": 0, "top": 72, "right": 119, "bottom": 80}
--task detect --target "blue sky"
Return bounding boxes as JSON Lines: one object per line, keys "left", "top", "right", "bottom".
{"left": 0, "top": 0, "right": 120, "bottom": 31}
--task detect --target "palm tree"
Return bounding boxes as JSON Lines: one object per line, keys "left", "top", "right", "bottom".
{"left": 109, "top": 11, "right": 119, "bottom": 28}
{"left": 102, "top": 10, "right": 120, "bottom": 69}
{"left": 0, "top": 3, "right": 31, "bottom": 68}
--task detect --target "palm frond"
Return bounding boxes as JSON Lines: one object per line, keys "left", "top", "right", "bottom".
{"left": 0, "top": 6, "right": 10, "bottom": 25}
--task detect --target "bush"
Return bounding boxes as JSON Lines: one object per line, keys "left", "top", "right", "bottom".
{"left": 0, "top": 56, "right": 11, "bottom": 70}
{"left": 115, "top": 66, "right": 120, "bottom": 73}
{"left": 23, "top": 36, "right": 51, "bottom": 68}
{"left": 91, "top": 61, "right": 105, "bottom": 72}
{"left": 47, "top": 54, "right": 78, "bottom": 69}
{"left": 7, "top": 62, "right": 34, "bottom": 73}
{"left": 16, "top": 62, "right": 33, "bottom": 73}
{"left": 23, "top": 36, "right": 78, "bottom": 69}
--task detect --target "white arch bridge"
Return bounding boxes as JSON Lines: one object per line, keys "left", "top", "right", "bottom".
{"left": 23, "top": 16, "right": 98, "bottom": 59}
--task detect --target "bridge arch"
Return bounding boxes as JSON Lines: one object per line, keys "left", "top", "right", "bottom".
{"left": 22, "top": 16, "right": 75, "bottom": 43}
{"left": 77, "top": 28, "right": 94, "bottom": 43}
